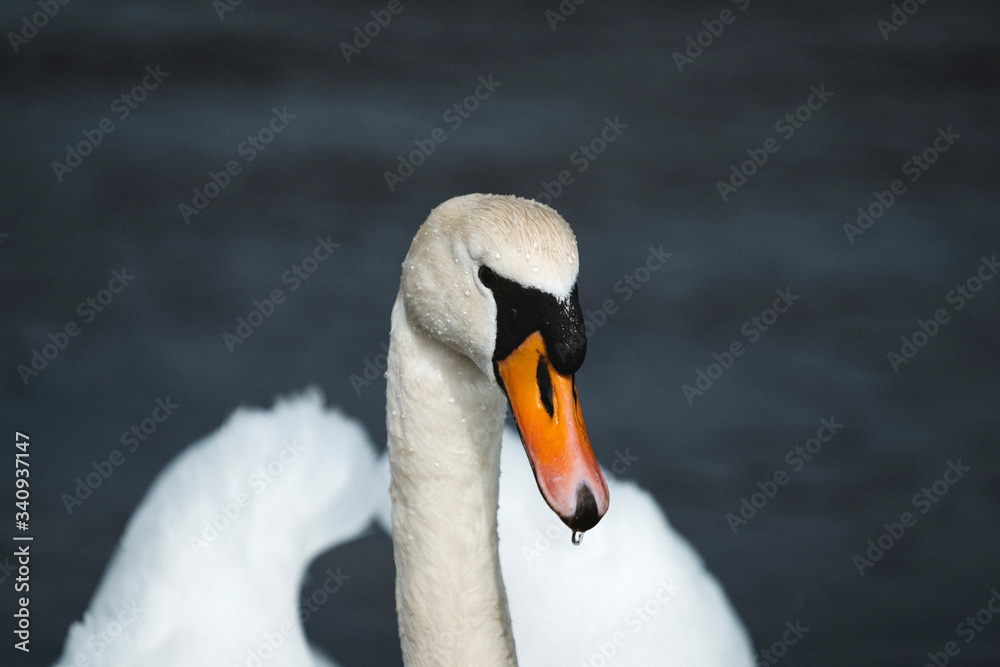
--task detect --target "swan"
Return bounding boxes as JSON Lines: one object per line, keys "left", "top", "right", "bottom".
{"left": 56, "top": 194, "right": 753, "bottom": 666}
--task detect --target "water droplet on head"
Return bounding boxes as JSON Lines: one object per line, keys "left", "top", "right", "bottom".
{"left": 495, "top": 252, "right": 501, "bottom": 259}
{"left": 571, "top": 531, "right": 583, "bottom": 546}
{"left": 465, "top": 289, "right": 471, "bottom": 296}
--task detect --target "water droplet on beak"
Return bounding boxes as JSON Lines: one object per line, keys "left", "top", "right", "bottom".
{"left": 571, "top": 531, "right": 583, "bottom": 546}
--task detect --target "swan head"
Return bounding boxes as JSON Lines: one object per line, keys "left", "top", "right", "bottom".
{"left": 399, "top": 193, "right": 609, "bottom": 533}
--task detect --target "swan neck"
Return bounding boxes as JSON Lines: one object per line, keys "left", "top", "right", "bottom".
{"left": 386, "top": 297, "right": 517, "bottom": 666}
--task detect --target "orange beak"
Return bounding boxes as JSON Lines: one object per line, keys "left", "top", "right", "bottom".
{"left": 496, "top": 331, "right": 609, "bottom": 533}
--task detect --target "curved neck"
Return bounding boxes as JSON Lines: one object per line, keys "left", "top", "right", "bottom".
{"left": 386, "top": 296, "right": 517, "bottom": 666}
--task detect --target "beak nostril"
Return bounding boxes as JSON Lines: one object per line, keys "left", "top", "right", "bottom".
{"left": 536, "top": 353, "right": 554, "bottom": 417}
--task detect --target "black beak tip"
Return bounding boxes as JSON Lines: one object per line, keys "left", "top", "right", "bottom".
{"left": 562, "top": 484, "right": 602, "bottom": 533}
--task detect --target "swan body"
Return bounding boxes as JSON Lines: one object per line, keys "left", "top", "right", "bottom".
{"left": 57, "top": 194, "right": 754, "bottom": 666}
{"left": 494, "top": 430, "right": 753, "bottom": 665}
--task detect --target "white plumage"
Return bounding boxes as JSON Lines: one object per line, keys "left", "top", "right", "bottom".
{"left": 495, "top": 429, "right": 753, "bottom": 666}
{"left": 57, "top": 393, "right": 752, "bottom": 666}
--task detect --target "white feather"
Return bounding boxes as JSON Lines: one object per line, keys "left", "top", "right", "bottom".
{"left": 55, "top": 390, "right": 376, "bottom": 667}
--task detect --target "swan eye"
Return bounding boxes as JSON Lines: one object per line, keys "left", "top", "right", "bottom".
{"left": 478, "top": 266, "right": 499, "bottom": 289}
